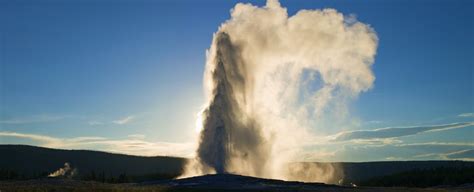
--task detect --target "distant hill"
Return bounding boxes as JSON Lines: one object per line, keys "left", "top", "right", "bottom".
{"left": 286, "top": 161, "right": 474, "bottom": 185}
{"left": 335, "top": 161, "right": 473, "bottom": 184}
{"left": 0, "top": 145, "right": 186, "bottom": 181}
{"left": 1, "top": 145, "right": 473, "bottom": 186}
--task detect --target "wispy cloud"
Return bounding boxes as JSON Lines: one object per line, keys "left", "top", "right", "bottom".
{"left": 445, "top": 149, "right": 474, "bottom": 161}
{"left": 366, "top": 120, "right": 383, "bottom": 124}
{"left": 127, "top": 134, "right": 146, "bottom": 140}
{"left": 332, "top": 122, "right": 473, "bottom": 142}
{"left": 0, "top": 115, "right": 66, "bottom": 124}
{"left": 89, "top": 115, "right": 137, "bottom": 126}
{"left": 0, "top": 132, "right": 60, "bottom": 144}
{"left": 414, "top": 149, "right": 474, "bottom": 161}
{"left": 88, "top": 121, "right": 103, "bottom": 126}
{"left": 112, "top": 116, "right": 135, "bottom": 125}
{"left": 0, "top": 131, "right": 195, "bottom": 157}
{"left": 459, "top": 113, "right": 474, "bottom": 118}
{"left": 296, "top": 121, "right": 474, "bottom": 161}
{"left": 396, "top": 142, "right": 474, "bottom": 147}
{"left": 385, "top": 156, "right": 402, "bottom": 160}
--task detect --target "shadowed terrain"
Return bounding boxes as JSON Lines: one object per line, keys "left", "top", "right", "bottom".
{"left": 1, "top": 145, "right": 473, "bottom": 191}
{"left": 1, "top": 174, "right": 472, "bottom": 192}
{"left": 0, "top": 145, "right": 185, "bottom": 181}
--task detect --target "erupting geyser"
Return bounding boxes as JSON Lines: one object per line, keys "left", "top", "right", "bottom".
{"left": 181, "top": 0, "right": 378, "bottom": 183}
{"left": 197, "top": 32, "right": 270, "bottom": 175}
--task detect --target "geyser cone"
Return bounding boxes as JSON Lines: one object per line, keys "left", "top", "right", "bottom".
{"left": 197, "top": 32, "right": 270, "bottom": 175}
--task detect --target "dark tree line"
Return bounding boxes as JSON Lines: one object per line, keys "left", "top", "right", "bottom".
{"left": 0, "top": 169, "right": 48, "bottom": 180}
{"left": 0, "top": 168, "right": 180, "bottom": 183}
{"left": 81, "top": 171, "right": 131, "bottom": 183}
{"left": 358, "top": 166, "right": 474, "bottom": 187}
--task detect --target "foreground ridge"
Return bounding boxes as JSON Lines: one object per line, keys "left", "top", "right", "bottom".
{"left": 141, "top": 173, "right": 340, "bottom": 190}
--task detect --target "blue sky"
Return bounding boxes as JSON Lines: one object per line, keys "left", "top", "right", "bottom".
{"left": 1, "top": 0, "right": 473, "bottom": 161}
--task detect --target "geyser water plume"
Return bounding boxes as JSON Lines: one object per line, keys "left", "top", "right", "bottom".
{"left": 181, "top": 0, "right": 378, "bottom": 183}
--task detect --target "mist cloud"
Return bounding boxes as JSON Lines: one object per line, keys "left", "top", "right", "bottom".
{"left": 181, "top": 0, "right": 378, "bottom": 183}
{"left": 48, "top": 162, "right": 76, "bottom": 178}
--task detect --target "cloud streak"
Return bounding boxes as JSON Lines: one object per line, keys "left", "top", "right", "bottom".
{"left": 397, "top": 142, "right": 474, "bottom": 147}
{"left": 445, "top": 149, "right": 474, "bottom": 161}
{"left": 459, "top": 113, "right": 474, "bottom": 118}
{"left": 0, "top": 131, "right": 195, "bottom": 157}
{"left": 414, "top": 149, "right": 474, "bottom": 161}
{"left": 0, "top": 115, "right": 66, "bottom": 124}
{"left": 332, "top": 122, "right": 473, "bottom": 142}
{"left": 112, "top": 116, "right": 135, "bottom": 125}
